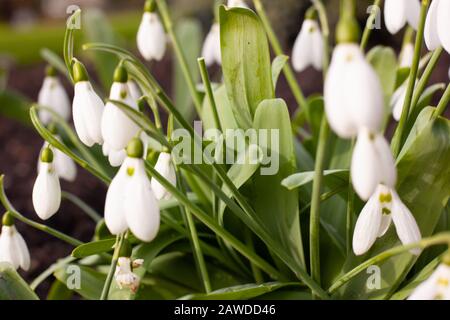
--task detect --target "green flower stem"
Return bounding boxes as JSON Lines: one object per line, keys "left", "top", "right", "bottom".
{"left": 100, "top": 233, "right": 124, "bottom": 300}
{"left": 410, "top": 47, "right": 443, "bottom": 114}
{"left": 175, "top": 169, "right": 211, "bottom": 293}
{"left": 198, "top": 57, "right": 222, "bottom": 131}
{"left": 253, "top": 0, "right": 309, "bottom": 113}
{"left": 63, "top": 9, "right": 81, "bottom": 82}
{"left": 433, "top": 83, "right": 450, "bottom": 119}
{"left": 391, "top": 0, "right": 429, "bottom": 157}
{"left": 311, "top": 0, "right": 330, "bottom": 74}
{"left": 0, "top": 175, "right": 83, "bottom": 247}
{"left": 360, "top": 0, "right": 382, "bottom": 50}
{"left": 30, "top": 107, "right": 112, "bottom": 184}
{"left": 155, "top": 0, "right": 203, "bottom": 116}
{"left": 328, "top": 232, "right": 450, "bottom": 295}
{"left": 61, "top": 191, "right": 102, "bottom": 222}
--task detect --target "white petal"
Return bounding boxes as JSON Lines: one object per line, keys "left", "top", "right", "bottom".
{"left": 13, "top": 230, "right": 30, "bottom": 271}
{"left": 127, "top": 80, "right": 141, "bottom": 102}
{"left": 391, "top": 191, "right": 422, "bottom": 255}
{"left": 399, "top": 43, "right": 414, "bottom": 68}
{"left": 137, "top": 12, "right": 166, "bottom": 61}
{"left": 38, "top": 76, "right": 71, "bottom": 125}
{"left": 424, "top": 0, "right": 441, "bottom": 51}
{"left": 391, "top": 83, "right": 407, "bottom": 121}
{"left": 373, "top": 134, "right": 397, "bottom": 187}
{"left": 0, "top": 226, "right": 20, "bottom": 269}
{"left": 408, "top": 264, "right": 449, "bottom": 300}
{"left": 151, "top": 152, "right": 176, "bottom": 200}
{"left": 54, "top": 148, "right": 77, "bottom": 182}
{"left": 73, "top": 81, "right": 104, "bottom": 147}
{"left": 101, "top": 82, "right": 140, "bottom": 151}
{"left": 102, "top": 142, "right": 110, "bottom": 156}
{"left": 227, "top": 0, "right": 248, "bottom": 8}
{"left": 311, "top": 25, "right": 324, "bottom": 71}
{"left": 384, "top": 0, "right": 408, "bottom": 34}
{"left": 32, "top": 162, "right": 61, "bottom": 220}
{"left": 405, "top": 0, "right": 421, "bottom": 30}
{"left": 292, "top": 20, "right": 316, "bottom": 72}
{"left": 202, "top": 23, "right": 221, "bottom": 66}
{"left": 437, "top": 0, "right": 450, "bottom": 54}
{"left": 125, "top": 160, "right": 160, "bottom": 242}
{"left": 378, "top": 213, "right": 392, "bottom": 238}
{"left": 351, "top": 129, "right": 382, "bottom": 200}
{"left": 324, "top": 44, "right": 359, "bottom": 138}
{"left": 104, "top": 159, "right": 130, "bottom": 235}
{"left": 108, "top": 149, "right": 126, "bottom": 167}
{"left": 352, "top": 193, "right": 383, "bottom": 255}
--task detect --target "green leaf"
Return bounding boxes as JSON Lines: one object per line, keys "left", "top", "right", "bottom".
{"left": 174, "top": 18, "right": 202, "bottom": 122}
{"left": 336, "top": 107, "right": 450, "bottom": 299}
{"left": 282, "top": 169, "right": 348, "bottom": 191}
{"left": 47, "top": 280, "right": 73, "bottom": 300}
{"left": 272, "top": 55, "right": 289, "bottom": 89}
{"left": 0, "top": 90, "right": 31, "bottom": 125}
{"left": 0, "top": 262, "right": 39, "bottom": 300}
{"left": 54, "top": 264, "right": 106, "bottom": 300}
{"left": 71, "top": 238, "right": 116, "bottom": 258}
{"left": 179, "top": 282, "right": 298, "bottom": 300}
{"left": 220, "top": 6, "right": 274, "bottom": 129}
{"left": 201, "top": 84, "right": 238, "bottom": 131}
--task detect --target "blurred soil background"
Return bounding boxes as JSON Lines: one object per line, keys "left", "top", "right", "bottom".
{"left": 0, "top": 0, "right": 448, "bottom": 298}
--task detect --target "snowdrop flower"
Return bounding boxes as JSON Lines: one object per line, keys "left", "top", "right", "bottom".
{"left": 351, "top": 128, "right": 397, "bottom": 200}
{"left": 292, "top": 18, "right": 324, "bottom": 72}
{"left": 227, "top": 0, "right": 249, "bottom": 9}
{"left": 151, "top": 152, "right": 176, "bottom": 200}
{"left": 137, "top": 0, "right": 166, "bottom": 62}
{"left": 353, "top": 184, "right": 422, "bottom": 256}
{"left": 114, "top": 257, "right": 144, "bottom": 292}
{"left": 37, "top": 65, "right": 70, "bottom": 125}
{"left": 325, "top": 44, "right": 384, "bottom": 138}
{"left": 33, "top": 147, "right": 61, "bottom": 220}
{"left": 384, "top": 0, "right": 421, "bottom": 35}
{"left": 39, "top": 139, "right": 77, "bottom": 182}
{"left": 104, "top": 138, "right": 160, "bottom": 242}
{"left": 399, "top": 43, "right": 414, "bottom": 68}
{"left": 202, "top": 23, "right": 221, "bottom": 67}
{"left": 424, "top": 0, "right": 450, "bottom": 53}
{"left": 101, "top": 64, "right": 140, "bottom": 152}
{"left": 409, "top": 259, "right": 450, "bottom": 300}
{"left": 72, "top": 60, "right": 104, "bottom": 147}
{"left": 0, "top": 213, "right": 30, "bottom": 271}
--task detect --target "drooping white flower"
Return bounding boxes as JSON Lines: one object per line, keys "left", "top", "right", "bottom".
{"left": 37, "top": 66, "right": 70, "bottom": 125}
{"left": 202, "top": 23, "right": 221, "bottom": 67}
{"left": 351, "top": 128, "right": 397, "bottom": 200}
{"left": 32, "top": 147, "right": 61, "bottom": 220}
{"left": 0, "top": 213, "right": 30, "bottom": 271}
{"left": 72, "top": 61, "right": 104, "bottom": 147}
{"left": 227, "top": 0, "right": 249, "bottom": 8}
{"left": 104, "top": 138, "right": 160, "bottom": 242}
{"left": 353, "top": 184, "right": 422, "bottom": 256}
{"left": 424, "top": 0, "right": 450, "bottom": 54}
{"left": 408, "top": 262, "right": 450, "bottom": 300}
{"left": 384, "top": 0, "right": 421, "bottom": 35}
{"left": 39, "top": 138, "right": 77, "bottom": 182}
{"left": 151, "top": 152, "right": 176, "bottom": 200}
{"left": 101, "top": 65, "right": 140, "bottom": 152}
{"left": 292, "top": 19, "right": 323, "bottom": 72}
{"left": 399, "top": 43, "right": 414, "bottom": 68}
{"left": 137, "top": 8, "right": 166, "bottom": 62}
{"left": 114, "top": 257, "right": 143, "bottom": 292}
{"left": 325, "top": 44, "right": 384, "bottom": 138}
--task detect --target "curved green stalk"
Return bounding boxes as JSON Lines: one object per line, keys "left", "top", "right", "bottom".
{"left": 360, "top": 0, "right": 382, "bottom": 50}
{"left": 198, "top": 57, "right": 222, "bottom": 131}
{"left": 433, "top": 83, "right": 450, "bottom": 119}
{"left": 61, "top": 191, "right": 102, "bottom": 222}
{"left": 63, "top": 9, "right": 81, "bottom": 82}
{"left": 100, "top": 234, "right": 124, "bottom": 300}
{"left": 328, "top": 232, "right": 450, "bottom": 294}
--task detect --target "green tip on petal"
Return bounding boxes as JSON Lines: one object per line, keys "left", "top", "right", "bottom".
{"left": 126, "top": 138, "right": 144, "bottom": 158}
{"left": 113, "top": 64, "right": 128, "bottom": 83}
{"left": 305, "top": 6, "right": 317, "bottom": 20}
{"left": 72, "top": 60, "right": 89, "bottom": 83}
{"left": 46, "top": 65, "right": 57, "bottom": 77}
{"left": 336, "top": 17, "right": 360, "bottom": 44}
{"left": 41, "top": 147, "right": 54, "bottom": 163}
{"left": 2, "top": 212, "right": 14, "bottom": 227}
{"left": 118, "top": 239, "right": 133, "bottom": 257}
{"left": 144, "top": 0, "right": 156, "bottom": 12}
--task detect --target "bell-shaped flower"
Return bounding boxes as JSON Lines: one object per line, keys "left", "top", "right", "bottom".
{"left": 104, "top": 138, "right": 160, "bottom": 242}
{"left": 39, "top": 137, "right": 77, "bottom": 182}
{"left": 114, "top": 257, "right": 144, "bottom": 293}
{"left": 227, "top": 0, "right": 249, "bottom": 8}
{"left": 32, "top": 147, "right": 61, "bottom": 220}
{"left": 424, "top": 0, "right": 450, "bottom": 54}
{"left": 137, "top": 1, "right": 166, "bottom": 62}
{"left": 72, "top": 60, "right": 104, "bottom": 147}
{"left": 325, "top": 44, "right": 384, "bottom": 138}
{"left": 408, "top": 261, "right": 450, "bottom": 300}
{"left": 202, "top": 23, "right": 221, "bottom": 67}
{"left": 151, "top": 152, "right": 176, "bottom": 200}
{"left": 353, "top": 184, "right": 422, "bottom": 256}
{"left": 38, "top": 66, "right": 70, "bottom": 125}
{"left": 0, "top": 213, "right": 30, "bottom": 271}
{"left": 384, "top": 0, "right": 421, "bottom": 35}
{"left": 351, "top": 128, "right": 397, "bottom": 200}
{"left": 292, "top": 19, "right": 324, "bottom": 72}
{"left": 101, "top": 65, "right": 140, "bottom": 152}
